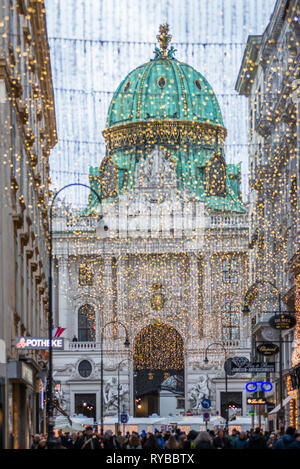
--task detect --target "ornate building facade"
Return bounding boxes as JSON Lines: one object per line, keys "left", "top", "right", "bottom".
{"left": 52, "top": 27, "right": 251, "bottom": 427}
{"left": 236, "top": 0, "right": 300, "bottom": 432}
{"left": 0, "top": 0, "right": 57, "bottom": 448}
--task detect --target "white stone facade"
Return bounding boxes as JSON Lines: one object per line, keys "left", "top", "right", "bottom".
{"left": 52, "top": 147, "right": 251, "bottom": 424}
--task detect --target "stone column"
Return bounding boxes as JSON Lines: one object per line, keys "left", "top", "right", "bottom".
{"left": 116, "top": 256, "right": 125, "bottom": 323}
{"left": 202, "top": 253, "right": 212, "bottom": 348}
{"left": 56, "top": 257, "right": 70, "bottom": 334}
{"left": 103, "top": 255, "right": 113, "bottom": 327}
{"left": 187, "top": 253, "right": 199, "bottom": 336}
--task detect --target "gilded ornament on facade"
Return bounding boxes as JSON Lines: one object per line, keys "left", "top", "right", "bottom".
{"left": 156, "top": 24, "right": 172, "bottom": 57}
{"left": 103, "top": 120, "right": 226, "bottom": 153}
{"left": 150, "top": 282, "right": 166, "bottom": 311}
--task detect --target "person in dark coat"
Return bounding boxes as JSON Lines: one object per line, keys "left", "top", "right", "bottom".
{"left": 248, "top": 427, "right": 267, "bottom": 449}
{"left": 77, "top": 427, "right": 101, "bottom": 449}
{"left": 142, "top": 434, "right": 161, "bottom": 450}
{"left": 213, "top": 430, "right": 232, "bottom": 449}
{"left": 101, "top": 430, "right": 120, "bottom": 449}
{"left": 66, "top": 432, "right": 80, "bottom": 449}
{"left": 30, "top": 434, "right": 40, "bottom": 449}
{"left": 186, "top": 430, "right": 198, "bottom": 449}
{"left": 273, "top": 426, "right": 296, "bottom": 450}
{"left": 287, "top": 433, "right": 300, "bottom": 450}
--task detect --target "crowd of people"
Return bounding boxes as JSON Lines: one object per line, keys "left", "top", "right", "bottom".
{"left": 30, "top": 425, "right": 300, "bottom": 450}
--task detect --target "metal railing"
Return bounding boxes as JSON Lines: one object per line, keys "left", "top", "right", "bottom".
{"left": 209, "top": 215, "right": 247, "bottom": 229}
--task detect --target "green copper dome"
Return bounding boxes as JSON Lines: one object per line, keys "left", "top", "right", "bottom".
{"left": 106, "top": 57, "right": 224, "bottom": 128}
{"left": 86, "top": 25, "right": 245, "bottom": 215}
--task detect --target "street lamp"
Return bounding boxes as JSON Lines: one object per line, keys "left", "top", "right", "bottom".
{"left": 204, "top": 342, "right": 229, "bottom": 429}
{"left": 47, "top": 182, "right": 103, "bottom": 448}
{"left": 100, "top": 321, "right": 130, "bottom": 438}
{"left": 242, "top": 278, "right": 291, "bottom": 433}
{"left": 116, "top": 357, "right": 132, "bottom": 433}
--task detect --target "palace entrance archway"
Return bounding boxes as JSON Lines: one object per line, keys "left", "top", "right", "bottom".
{"left": 133, "top": 323, "right": 184, "bottom": 417}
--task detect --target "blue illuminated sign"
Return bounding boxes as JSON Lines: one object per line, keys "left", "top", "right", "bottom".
{"left": 246, "top": 381, "right": 273, "bottom": 393}
{"left": 201, "top": 398, "right": 211, "bottom": 409}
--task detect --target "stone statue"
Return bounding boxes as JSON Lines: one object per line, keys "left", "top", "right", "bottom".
{"left": 188, "top": 375, "right": 210, "bottom": 410}
{"left": 135, "top": 146, "right": 177, "bottom": 191}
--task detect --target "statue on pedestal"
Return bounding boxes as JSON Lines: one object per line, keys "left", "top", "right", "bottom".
{"left": 188, "top": 375, "right": 210, "bottom": 410}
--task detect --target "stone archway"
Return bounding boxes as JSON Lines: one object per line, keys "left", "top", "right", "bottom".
{"left": 133, "top": 323, "right": 184, "bottom": 417}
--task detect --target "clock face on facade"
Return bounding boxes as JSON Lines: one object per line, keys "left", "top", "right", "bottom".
{"left": 101, "top": 156, "right": 118, "bottom": 198}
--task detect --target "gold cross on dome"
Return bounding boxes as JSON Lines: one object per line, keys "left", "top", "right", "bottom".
{"left": 157, "top": 24, "right": 172, "bottom": 56}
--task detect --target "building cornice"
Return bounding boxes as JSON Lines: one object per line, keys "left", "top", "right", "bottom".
{"left": 103, "top": 119, "right": 227, "bottom": 153}
{"left": 235, "top": 35, "right": 262, "bottom": 96}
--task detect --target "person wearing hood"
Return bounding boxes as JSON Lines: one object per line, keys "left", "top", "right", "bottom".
{"left": 287, "top": 433, "right": 300, "bottom": 450}
{"left": 187, "top": 430, "right": 199, "bottom": 449}
{"left": 273, "top": 426, "right": 296, "bottom": 449}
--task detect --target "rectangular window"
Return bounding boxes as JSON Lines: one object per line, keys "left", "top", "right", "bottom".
{"left": 222, "top": 259, "right": 237, "bottom": 283}
{"left": 79, "top": 264, "right": 94, "bottom": 286}
{"left": 222, "top": 304, "right": 240, "bottom": 340}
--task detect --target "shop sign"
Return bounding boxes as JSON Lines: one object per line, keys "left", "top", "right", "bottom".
{"left": 21, "top": 362, "right": 34, "bottom": 386}
{"left": 16, "top": 337, "right": 64, "bottom": 350}
{"left": 229, "top": 360, "right": 275, "bottom": 373}
{"left": 247, "top": 397, "right": 267, "bottom": 405}
{"left": 269, "top": 314, "right": 296, "bottom": 330}
{"left": 246, "top": 381, "right": 273, "bottom": 392}
{"left": 256, "top": 343, "right": 279, "bottom": 356}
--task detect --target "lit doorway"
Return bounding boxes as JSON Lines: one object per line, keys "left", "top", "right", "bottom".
{"left": 75, "top": 393, "right": 96, "bottom": 420}
{"left": 133, "top": 323, "right": 184, "bottom": 417}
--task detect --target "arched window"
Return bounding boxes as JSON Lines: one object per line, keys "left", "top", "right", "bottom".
{"left": 78, "top": 304, "right": 96, "bottom": 342}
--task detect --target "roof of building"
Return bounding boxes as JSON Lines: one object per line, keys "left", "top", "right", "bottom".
{"left": 106, "top": 55, "right": 224, "bottom": 128}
